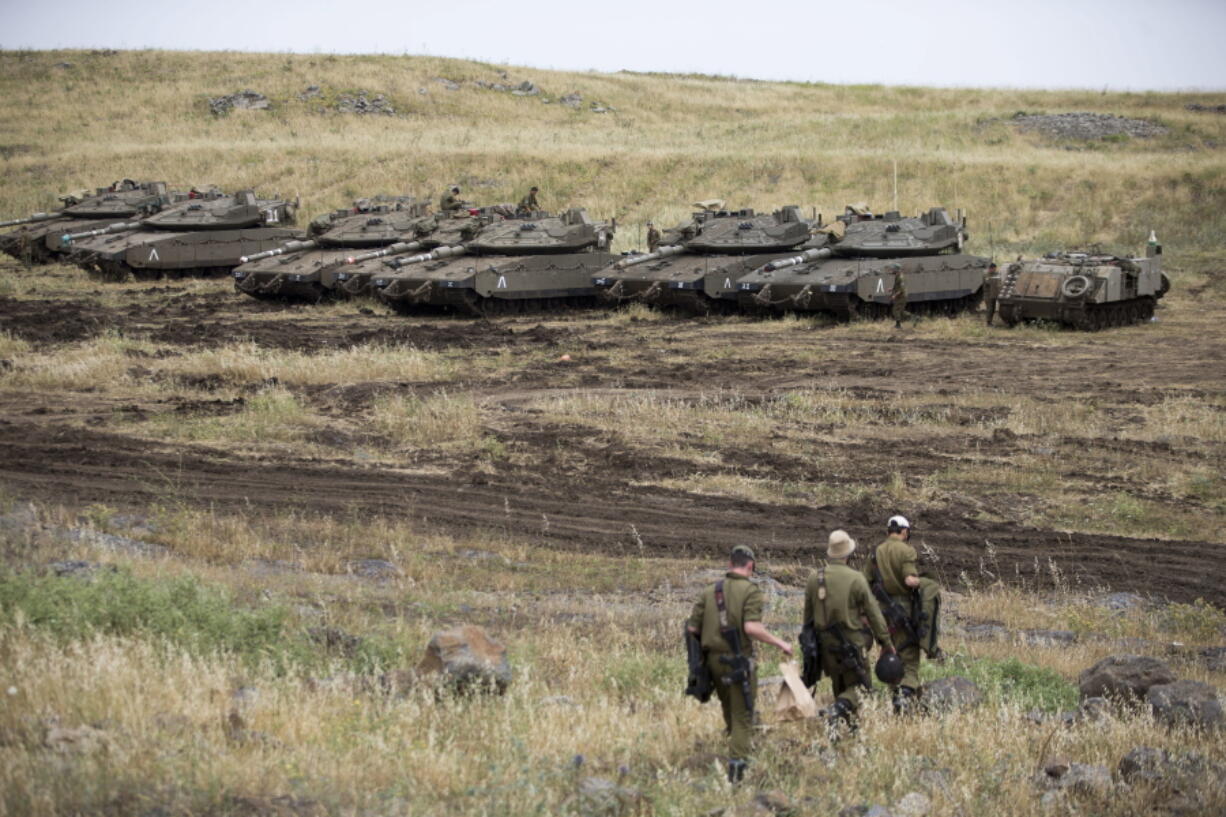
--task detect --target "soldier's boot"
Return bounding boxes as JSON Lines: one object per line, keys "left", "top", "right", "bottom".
{"left": 727, "top": 759, "right": 748, "bottom": 785}
{"left": 825, "top": 698, "right": 858, "bottom": 741}
{"left": 894, "top": 320, "right": 902, "bottom": 329}
{"left": 892, "top": 685, "right": 918, "bottom": 716}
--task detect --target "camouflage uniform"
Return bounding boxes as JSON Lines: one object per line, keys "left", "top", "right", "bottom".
{"left": 890, "top": 266, "right": 909, "bottom": 326}
{"left": 863, "top": 534, "right": 941, "bottom": 694}
{"left": 440, "top": 190, "right": 462, "bottom": 212}
{"left": 803, "top": 563, "right": 890, "bottom": 712}
{"left": 687, "top": 572, "right": 762, "bottom": 761}
{"left": 983, "top": 266, "right": 1000, "bottom": 325}
{"left": 517, "top": 188, "right": 540, "bottom": 213}
{"left": 646, "top": 224, "right": 662, "bottom": 252}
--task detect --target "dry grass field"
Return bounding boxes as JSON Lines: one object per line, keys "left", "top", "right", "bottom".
{"left": 0, "top": 50, "right": 1224, "bottom": 817}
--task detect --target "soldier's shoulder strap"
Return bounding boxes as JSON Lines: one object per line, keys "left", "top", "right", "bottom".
{"left": 714, "top": 579, "right": 729, "bottom": 629}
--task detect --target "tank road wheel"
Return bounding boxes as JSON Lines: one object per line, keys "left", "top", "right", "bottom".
{"left": 1140, "top": 299, "right": 1155, "bottom": 321}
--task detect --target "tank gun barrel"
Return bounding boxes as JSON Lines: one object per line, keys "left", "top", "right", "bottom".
{"left": 346, "top": 241, "right": 425, "bottom": 265}
{"left": 60, "top": 221, "right": 142, "bottom": 246}
{"left": 613, "top": 244, "right": 684, "bottom": 269}
{"left": 762, "top": 247, "right": 832, "bottom": 272}
{"left": 239, "top": 240, "right": 318, "bottom": 264}
{"left": 384, "top": 244, "right": 467, "bottom": 270}
{"left": 0, "top": 212, "right": 60, "bottom": 228}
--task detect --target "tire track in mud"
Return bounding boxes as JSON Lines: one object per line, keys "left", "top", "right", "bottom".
{"left": 1, "top": 422, "right": 1220, "bottom": 605}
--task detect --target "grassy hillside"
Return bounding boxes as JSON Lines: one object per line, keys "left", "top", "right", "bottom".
{"left": 1, "top": 49, "right": 1225, "bottom": 257}
{"left": 1, "top": 51, "right": 1224, "bottom": 817}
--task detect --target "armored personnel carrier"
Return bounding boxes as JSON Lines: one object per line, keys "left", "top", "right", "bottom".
{"left": 232, "top": 195, "right": 432, "bottom": 301}
{"left": 0, "top": 180, "right": 175, "bottom": 264}
{"left": 735, "top": 206, "right": 989, "bottom": 319}
{"left": 371, "top": 207, "right": 615, "bottom": 315}
{"left": 592, "top": 201, "right": 816, "bottom": 313}
{"left": 994, "top": 234, "right": 1168, "bottom": 329}
{"left": 60, "top": 189, "right": 300, "bottom": 280}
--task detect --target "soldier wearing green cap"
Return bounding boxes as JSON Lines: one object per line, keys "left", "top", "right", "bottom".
{"left": 687, "top": 544, "right": 793, "bottom": 784}
{"left": 889, "top": 263, "right": 909, "bottom": 328}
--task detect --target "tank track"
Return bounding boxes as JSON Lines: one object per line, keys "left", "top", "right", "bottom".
{"left": 998, "top": 297, "right": 1155, "bottom": 330}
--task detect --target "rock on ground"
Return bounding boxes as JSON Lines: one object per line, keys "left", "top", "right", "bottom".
{"left": 576, "top": 776, "right": 643, "bottom": 817}
{"left": 894, "top": 791, "right": 931, "bottom": 817}
{"left": 923, "top": 676, "right": 982, "bottom": 712}
{"left": 1147, "top": 680, "right": 1223, "bottom": 729}
{"left": 417, "top": 624, "right": 512, "bottom": 694}
{"left": 209, "top": 90, "right": 270, "bottom": 116}
{"left": 1012, "top": 112, "right": 1167, "bottom": 140}
{"left": 336, "top": 92, "right": 394, "bottom": 115}
{"left": 1078, "top": 655, "right": 1176, "bottom": 701}
{"left": 1039, "top": 762, "right": 1113, "bottom": 797}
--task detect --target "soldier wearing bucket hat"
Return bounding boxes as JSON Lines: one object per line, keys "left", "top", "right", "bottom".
{"left": 804, "top": 530, "right": 892, "bottom": 736}
{"left": 687, "top": 544, "right": 792, "bottom": 784}
{"left": 863, "top": 515, "right": 944, "bottom": 714}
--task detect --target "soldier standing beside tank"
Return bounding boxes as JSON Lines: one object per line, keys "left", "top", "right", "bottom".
{"left": 803, "top": 530, "right": 893, "bottom": 736}
{"left": 687, "top": 545, "right": 793, "bottom": 784}
{"left": 440, "top": 186, "right": 463, "bottom": 213}
{"left": 983, "top": 262, "right": 1000, "bottom": 326}
{"left": 517, "top": 186, "right": 540, "bottom": 215}
{"left": 889, "top": 263, "right": 910, "bottom": 328}
{"left": 863, "top": 515, "right": 943, "bottom": 714}
{"left": 646, "top": 221, "right": 661, "bottom": 252}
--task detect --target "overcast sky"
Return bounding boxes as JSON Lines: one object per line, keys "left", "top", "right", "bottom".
{"left": 2, "top": 0, "right": 1224, "bottom": 91}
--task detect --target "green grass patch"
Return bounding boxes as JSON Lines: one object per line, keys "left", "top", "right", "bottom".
{"left": 0, "top": 567, "right": 404, "bottom": 675}
{"left": 924, "top": 653, "right": 1078, "bottom": 712}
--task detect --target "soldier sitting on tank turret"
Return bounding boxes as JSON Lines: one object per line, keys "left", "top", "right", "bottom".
{"left": 440, "top": 187, "right": 464, "bottom": 213}
{"left": 516, "top": 186, "right": 541, "bottom": 215}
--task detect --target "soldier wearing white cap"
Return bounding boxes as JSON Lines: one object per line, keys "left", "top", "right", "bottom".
{"left": 863, "top": 515, "right": 942, "bottom": 713}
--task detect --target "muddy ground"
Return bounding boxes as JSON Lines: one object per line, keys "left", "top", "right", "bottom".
{"left": 1, "top": 266, "right": 1223, "bottom": 604}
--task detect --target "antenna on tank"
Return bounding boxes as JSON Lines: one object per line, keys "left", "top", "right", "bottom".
{"left": 892, "top": 159, "right": 898, "bottom": 213}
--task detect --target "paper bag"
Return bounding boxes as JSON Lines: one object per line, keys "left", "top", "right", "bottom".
{"left": 773, "top": 660, "right": 819, "bottom": 721}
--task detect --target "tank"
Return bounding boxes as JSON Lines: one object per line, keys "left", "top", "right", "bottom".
{"left": 591, "top": 201, "right": 817, "bottom": 313}
{"left": 994, "top": 234, "right": 1168, "bottom": 329}
{"left": 60, "top": 189, "right": 301, "bottom": 280}
{"left": 324, "top": 209, "right": 495, "bottom": 298}
{"left": 0, "top": 180, "right": 176, "bottom": 264}
{"left": 232, "top": 195, "right": 432, "bottom": 301}
{"left": 371, "top": 207, "right": 616, "bottom": 316}
{"left": 735, "top": 206, "right": 989, "bottom": 319}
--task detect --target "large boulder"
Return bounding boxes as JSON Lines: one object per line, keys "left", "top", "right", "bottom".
{"left": 1146, "top": 680, "right": 1223, "bottom": 729}
{"left": 417, "top": 625, "right": 512, "bottom": 694}
{"left": 1078, "top": 655, "right": 1176, "bottom": 701}
{"left": 923, "top": 676, "right": 983, "bottom": 712}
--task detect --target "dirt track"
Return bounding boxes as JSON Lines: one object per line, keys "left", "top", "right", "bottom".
{"left": 1, "top": 272, "right": 1224, "bottom": 604}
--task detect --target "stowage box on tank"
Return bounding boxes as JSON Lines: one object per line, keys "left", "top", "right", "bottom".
{"left": 994, "top": 233, "right": 1168, "bottom": 330}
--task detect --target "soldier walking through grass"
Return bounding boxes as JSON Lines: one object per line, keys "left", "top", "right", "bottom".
{"left": 863, "top": 515, "right": 943, "bottom": 714}
{"left": 803, "top": 530, "right": 893, "bottom": 737}
{"left": 687, "top": 545, "right": 793, "bottom": 784}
